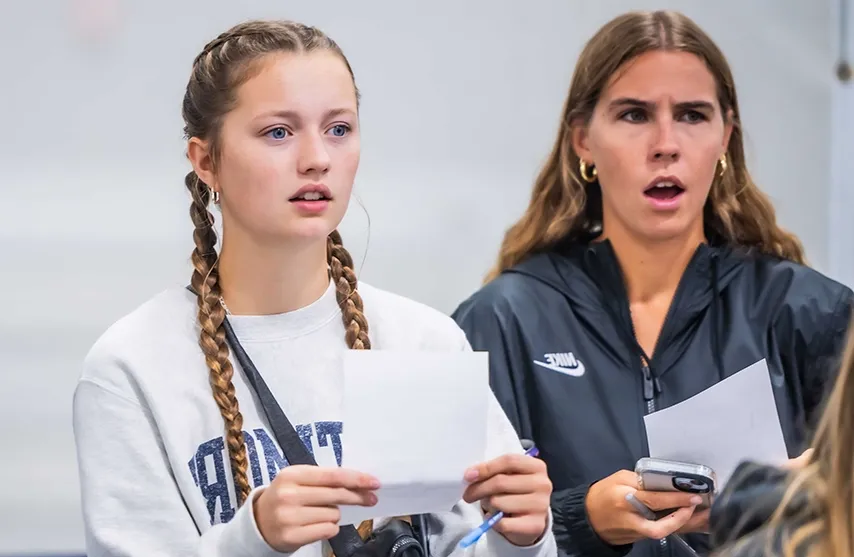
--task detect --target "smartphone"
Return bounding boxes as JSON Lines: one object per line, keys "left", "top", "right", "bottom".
{"left": 635, "top": 457, "right": 716, "bottom": 509}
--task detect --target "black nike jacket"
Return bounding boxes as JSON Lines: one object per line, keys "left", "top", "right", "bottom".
{"left": 451, "top": 240, "right": 853, "bottom": 557}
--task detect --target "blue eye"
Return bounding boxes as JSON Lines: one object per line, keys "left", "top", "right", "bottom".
{"left": 266, "top": 127, "right": 289, "bottom": 140}
{"left": 328, "top": 124, "right": 350, "bottom": 137}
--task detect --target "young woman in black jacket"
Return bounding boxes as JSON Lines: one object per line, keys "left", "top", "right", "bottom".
{"left": 452, "top": 10, "right": 853, "bottom": 557}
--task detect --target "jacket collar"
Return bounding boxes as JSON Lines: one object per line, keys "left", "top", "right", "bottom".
{"left": 506, "top": 239, "right": 746, "bottom": 376}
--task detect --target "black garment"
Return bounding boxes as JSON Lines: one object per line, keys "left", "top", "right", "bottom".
{"left": 708, "top": 461, "right": 817, "bottom": 557}
{"left": 451, "top": 241, "right": 853, "bottom": 557}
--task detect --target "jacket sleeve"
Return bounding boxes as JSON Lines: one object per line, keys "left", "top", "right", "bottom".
{"left": 548, "top": 484, "right": 632, "bottom": 557}
{"left": 453, "top": 294, "right": 630, "bottom": 557}
{"left": 779, "top": 282, "right": 854, "bottom": 433}
{"left": 451, "top": 295, "right": 533, "bottom": 440}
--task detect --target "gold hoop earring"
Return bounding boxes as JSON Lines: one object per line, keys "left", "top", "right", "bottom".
{"left": 719, "top": 155, "right": 728, "bottom": 177}
{"left": 579, "top": 160, "right": 598, "bottom": 183}
{"left": 210, "top": 188, "right": 220, "bottom": 204}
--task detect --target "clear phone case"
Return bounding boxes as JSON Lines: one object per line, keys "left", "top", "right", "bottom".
{"left": 635, "top": 457, "right": 717, "bottom": 508}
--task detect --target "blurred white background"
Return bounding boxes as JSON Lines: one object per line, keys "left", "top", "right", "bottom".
{"left": 1, "top": 0, "right": 852, "bottom": 554}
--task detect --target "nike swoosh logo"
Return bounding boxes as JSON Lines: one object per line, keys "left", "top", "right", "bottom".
{"left": 533, "top": 359, "right": 586, "bottom": 377}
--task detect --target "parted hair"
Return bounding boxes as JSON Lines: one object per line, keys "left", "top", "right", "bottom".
{"left": 181, "top": 20, "right": 373, "bottom": 540}
{"left": 486, "top": 10, "right": 805, "bottom": 282}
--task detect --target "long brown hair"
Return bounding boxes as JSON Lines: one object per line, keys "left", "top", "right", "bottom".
{"left": 486, "top": 10, "right": 804, "bottom": 282}
{"left": 758, "top": 318, "right": 854, "bottom": 557}
{"left": 182, "top": 20, "right": 374, "bottom": 539}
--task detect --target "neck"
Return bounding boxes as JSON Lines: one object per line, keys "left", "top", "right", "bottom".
{"left": 217, "top": 232, "right": 330, "bottom": 316}
{"left": 602, "top": 223, "right": 704, "bottom": 304}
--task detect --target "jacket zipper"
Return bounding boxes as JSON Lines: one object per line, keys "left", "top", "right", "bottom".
{"left": 635, "top": 259, "right": 702, "bottom": 557}
{"left": 607, "top": 244, "right": 704, "bottom": 557}
{"left": 641, "top": 360, "right": 668, "bottom": 556}
{"left": 641, "top": 361, "right": 661, "bottom": 414}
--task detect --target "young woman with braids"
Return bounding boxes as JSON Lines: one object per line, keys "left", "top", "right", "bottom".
{"left": 451, "top": 10, "right": 853, "bottom": 557}
{"left": 72, "top": 20, "right": 555, "bottom": 557}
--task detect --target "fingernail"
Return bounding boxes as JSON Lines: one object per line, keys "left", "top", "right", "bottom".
{"left": 464, "top": 469, "right": 479, "bottom": 482}
{"left": 690, "top": 496, "right": 703, "bottom": 505}
{"left": 368, "top": 493, "right": 378, "bottom": 505}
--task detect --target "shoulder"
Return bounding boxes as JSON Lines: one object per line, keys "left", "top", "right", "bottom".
{"left": 81, "top": 287, "right": 199, "bottom": 396}
{"left": 451, "top": 253, "right": 570, "bottom": 339}
{"left": 356, "top": 281, "right": 469, "bottom": 351}
{"left": 738, "top": 254, "right": 852, "bottom": 309}
{"left": 709, "top": 461, "right": 818, "bottom": 557}
{"left": 733, "top": 254, "right": 853, "bottom": 332}
{"left": 454, "top": 257, "right": 561, "bottom": 318}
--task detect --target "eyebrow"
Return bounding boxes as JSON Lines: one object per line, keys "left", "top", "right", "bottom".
{"left": 607, "top": 97, "right": 716, "bottom": 113}
{"left": 254, "top": 107, "right": 357, "bottom": 124}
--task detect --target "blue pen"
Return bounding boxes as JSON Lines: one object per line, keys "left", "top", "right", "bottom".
{"left": 458, "top": 441, "right": 540, "bottom": 549}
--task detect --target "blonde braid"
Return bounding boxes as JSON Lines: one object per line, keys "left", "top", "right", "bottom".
{"left": 185, "top": 171, "right": 252, "bottom": 505}
{"left": 327, "top": 230, "right": 371, "bottom": 350}
{"left": 327, "top": 230, "right": 374, "bottom": 539}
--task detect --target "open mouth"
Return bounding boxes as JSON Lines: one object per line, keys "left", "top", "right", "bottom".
{"left": 644, "top": 180, "right": 685, "bottom": 201}
{"left": 289, "top": 191, "right": 330, "bottom": 202}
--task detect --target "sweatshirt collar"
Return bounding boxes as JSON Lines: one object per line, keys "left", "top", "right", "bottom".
{"left": 224, "top": 279, "right": 340, "bottom": 342}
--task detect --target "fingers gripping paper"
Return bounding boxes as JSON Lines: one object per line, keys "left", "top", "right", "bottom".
{"left": 338, "top": 351, "right": 489, "bottom": 525}
{"left": 643, "top": 359, "right": 790, "bottom": 489}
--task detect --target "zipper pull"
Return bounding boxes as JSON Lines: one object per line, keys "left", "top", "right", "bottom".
{"left": 642, "top": 363, "right": 654, "bottom": 401}
{"left": 654, "top": 376, "right": 662, "bottom": 395}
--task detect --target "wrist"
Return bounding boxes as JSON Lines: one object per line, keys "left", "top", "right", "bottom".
{"left": 501, "top": 516, "right": 549, "bottom": 547}
{"left": 583, "top": 483, "right": 605, "bottom": 539}
{"left": 560, "top": 483, "right": 632, "bottom": 556}
{"left": 252, "top": 487, "right": 273, "bottom": 545}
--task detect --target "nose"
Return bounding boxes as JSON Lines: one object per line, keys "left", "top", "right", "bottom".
{"left": 297, "top": 132, "right": 331, "bottom": 176}
{"left": 650, "top": 118, "right": 680, "bottom": 163}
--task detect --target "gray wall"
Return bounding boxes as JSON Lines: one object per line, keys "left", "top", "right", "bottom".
{"left": 829, "top": 4, "right": 854, "bottom": 290}
{"left": 0, "top": 0, "right": 845, "bottom": 553}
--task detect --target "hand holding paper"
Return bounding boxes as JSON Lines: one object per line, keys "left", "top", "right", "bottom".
{"left": 460, "top": 444, "right": 551, "bottom": 548}
{"left": 338, "top": 350, "right": 489, "bottom": 525}
{"left": 254, "top": 465, "right": 381, "bottom": 553}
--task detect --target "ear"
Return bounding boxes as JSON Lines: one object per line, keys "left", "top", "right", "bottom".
{"left": 571, "top": 124, "right": 593, "bottom": 165}
{"left": 721, "top": 109, "right": 734, "bottom": 155}
{"left": 187, "top": 137, "right": 216, "bottom": 189}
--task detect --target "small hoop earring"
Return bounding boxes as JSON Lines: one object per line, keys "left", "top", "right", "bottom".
{"left": 579, "top": 160, "right": 598, "bottom": 183}
{"left": 210, "top": 188, "right": 220, "bottom": 204}
{"left": 719, "top": 154, "right": 728, "bottom": 177}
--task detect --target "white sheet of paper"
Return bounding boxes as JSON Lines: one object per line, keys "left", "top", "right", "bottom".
{"left": 643, "top": 359, "right": 789, "bottom": 489}
{"left": 338, "top": 350, "right": 489, "bottom": 525}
